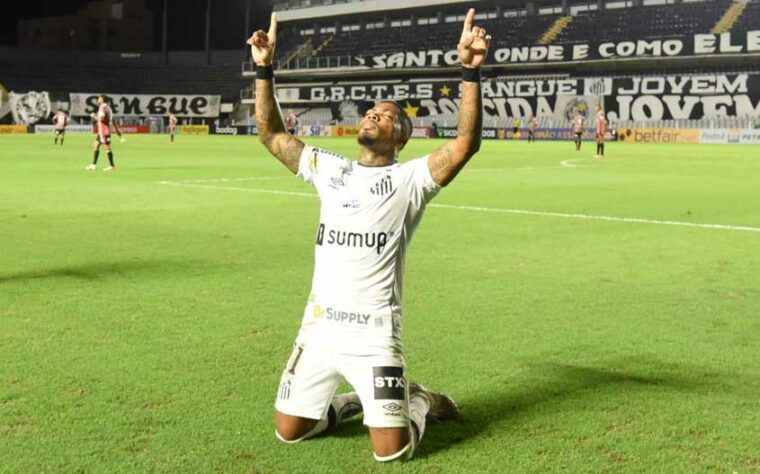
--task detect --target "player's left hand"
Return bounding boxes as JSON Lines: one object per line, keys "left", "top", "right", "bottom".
{"left": 458, "top": 8, "right": 491, "bottom": 69}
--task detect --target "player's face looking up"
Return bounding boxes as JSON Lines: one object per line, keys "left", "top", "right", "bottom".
{"left": 358, "top": 102, "right": 407, "bottom": 153}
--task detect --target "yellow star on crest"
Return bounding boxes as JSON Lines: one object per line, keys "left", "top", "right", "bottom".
{"left": 403, "top": 101, "right": 419, "bottom": 118}
{"left": 439, "top": 84, "right": 452, "bottom": 97}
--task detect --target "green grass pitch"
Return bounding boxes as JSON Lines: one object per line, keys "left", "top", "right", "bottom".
{"left": 1, "top": 133, "right": 759, "bottom": 472}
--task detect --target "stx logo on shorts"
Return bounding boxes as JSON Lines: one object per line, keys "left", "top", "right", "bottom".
{"left": 315, "top": 223, "right": 389, "bottom": 254}
{"left": 373, "top": 366, "right": 405, "bottom": 400}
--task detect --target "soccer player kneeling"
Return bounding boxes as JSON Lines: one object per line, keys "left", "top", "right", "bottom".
{"left": 249, "top": 8, "right": 490, "bottom": 462}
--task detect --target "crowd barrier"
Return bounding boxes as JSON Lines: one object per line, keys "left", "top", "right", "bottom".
{"left": 34, "top": 124, "right": 93, "bottom": 134}
{"left": 179, "top": 125, "right": 209, "bottom": 135}
{"left": 16, "top": 123, "right": 760, "bottom": 144}
{"left": 210, "top": 125, "right": 257, "bottom": 135}
{"left": 0, "top": 124, "right": 28, "bottom": 134}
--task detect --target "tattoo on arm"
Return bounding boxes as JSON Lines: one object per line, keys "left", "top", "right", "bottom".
{"left": 255, "top": 79, "right": 304, "bottom": 174}
{"left": 428, "top": 81, "right": 482, "bottom": 187}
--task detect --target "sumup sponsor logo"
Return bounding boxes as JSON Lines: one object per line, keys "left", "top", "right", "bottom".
{"left": 315, "top": 223, "right": 389, "bottom": 254}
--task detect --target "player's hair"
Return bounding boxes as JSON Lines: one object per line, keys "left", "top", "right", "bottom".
{"left": 379, "top": 101, "right": 412, "bottom": 150}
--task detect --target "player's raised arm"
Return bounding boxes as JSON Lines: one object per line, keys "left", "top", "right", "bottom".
{"left": 428, "top": 8, "right": 490, "bottom": 187}
{"left": 248, "top": 13, "right": 304, "bottom": 175}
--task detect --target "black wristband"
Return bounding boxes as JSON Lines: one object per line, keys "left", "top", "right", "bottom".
{"left": 256, "top": 65, "right": 274, "bottom": 80}
{"left": 462, "top": 67, "right": 481, "bottom": 83}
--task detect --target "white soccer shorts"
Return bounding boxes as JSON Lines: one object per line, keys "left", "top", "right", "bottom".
{"left": 274, "top": 337, "right": 410, "bottom": 428}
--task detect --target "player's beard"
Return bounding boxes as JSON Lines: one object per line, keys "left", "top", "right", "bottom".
{"left": 357, "top": 132, "right": 377, "bottom": 147}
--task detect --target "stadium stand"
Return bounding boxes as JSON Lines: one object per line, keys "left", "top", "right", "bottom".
{"left": 555, "top": 0, "right": 733, "bottom": 44}
{"left": 0, "top": 48, "right": 247, "bottom": 103}
{"left": 732, "top": 0, "right": 760, "bottom": 33}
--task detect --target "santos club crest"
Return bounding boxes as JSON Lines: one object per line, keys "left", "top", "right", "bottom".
{"left": 9, "top": 91, "right": 51, "bottom": 125}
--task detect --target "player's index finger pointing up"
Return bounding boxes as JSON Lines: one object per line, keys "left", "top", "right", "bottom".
{"left": 268, "top": 12, "right": 277, "bottom": 41}
{"left": 461, "top": 8, "right": 475, "bottom": 37}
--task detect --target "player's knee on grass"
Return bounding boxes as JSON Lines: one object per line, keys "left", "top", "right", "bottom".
{"left": 370, "top": 427, "right": 414, "bottom": 462}
{"left": 274, "top": 412, "right": 319, "bottom": 443}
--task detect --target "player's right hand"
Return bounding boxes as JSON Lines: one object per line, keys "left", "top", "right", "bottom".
{"left": 247, "top": 12, "right": 276, "bottom": 66}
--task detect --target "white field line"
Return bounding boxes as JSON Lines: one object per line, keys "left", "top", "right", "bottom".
{"left": 560, "top": 158, "right": 586, "bottom": 168}
{"left": 164, "top": 176, "right": 291, "bottom": 183}
{"left": 158, "top": 180, "right": 760, "bottom": 234}
{"left": 467, "top": 166, "right": 566, "bottom": 172}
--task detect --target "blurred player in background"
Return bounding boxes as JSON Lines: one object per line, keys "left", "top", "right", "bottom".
{"left": 595, "top": 105, "right": 607, "bottom": 159}
{"left": 285, "top": 109, "right": 298, "bottom": 135}
{"left": 512, "top": 116, "right": 521, "bottom": 139}
{"left": 168, "top": 113, "right": 178, "bottom": 143}
{"left": 527, "top": 114, "right": 538, "bottom": 144}
{"left": 250, "top": 8, "right": 489, "bottom": 463}
{"left": 86, "top": 95, "right": 121, "bottom": 171}
{"left": 571, "top": 111, "right": 585, "bottom": 151}
{"left": 52, "top": 108, "right": 69, "bottom": 146}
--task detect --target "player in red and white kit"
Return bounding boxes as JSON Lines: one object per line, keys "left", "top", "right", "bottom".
{"left": 284, "top": 109, "right": 298, "bottom": 135}
{"left": 571, "top": 112, "right": 585, "bottom": 151}
{"left": 595, "top": 105, "right": 607, "bottom": 159}
{"left": 86, "top": 96, "right": 122, "bottom": 171}
{"left": 168, "top": 113, "right": 178, "bottom": 143}
{"left": 52, "top": 108, "right": 69, "bottom": 146}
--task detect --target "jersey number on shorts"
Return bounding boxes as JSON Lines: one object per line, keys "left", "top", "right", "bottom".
{"left": 287, "top": 344, "right": 304, "bottom": 375}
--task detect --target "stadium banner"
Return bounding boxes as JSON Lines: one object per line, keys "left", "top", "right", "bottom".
{"left": 617, "top": 128, "right": 700, "bottom": 144}
{"left": 8, "top": 91, "right": 51, "bottom": 125}
{"left": 0, "top": 83, "right": 10, "bottom": 121}
{"left": 602, "top": 74, "right": 760, "bottom": 122}
{"left": 69, "top": 93, "right": 221, "bottom": 117}
{"left": 0, "top": 124, "right": 28, "bottom": 134}
{"left": 435, "top": 127, "right": 601, "bottom": 141}
{"left": 331, "top": 125, "right": 361, "bottom": 137}
{"left": 699, "top": 128, "right": 760, "bottom": 145}
{"left": 411, "top": 126, "right": 432, "bottom": 138}
{"left": 298, "top": 124, "right": 332, "bottom": 137}
{"left": 34, "top": 124, "right": 93, "bottom": 134}
{"left": 179, "top": 125, "right": 209, "bottom": 135}
{"left": 210, "top": 124, "right": 258, "bottom": 135}
{"left": 99, "top": 124, "right": 151, "bottom": 134}
{"left": 290, "top": 73, "right": 760, "bottom": 123}
{"left": 356, "top": 30, "right": 760, "bottom": 68}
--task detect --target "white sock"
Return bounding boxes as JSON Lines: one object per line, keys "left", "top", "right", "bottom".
{"left": 408, "top": 393, "right": 429, "bottom": 443}
{"left": 331, "top": 392, "right": 362, "bottom": 424}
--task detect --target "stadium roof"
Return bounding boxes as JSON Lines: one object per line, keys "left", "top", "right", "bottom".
{"left": 275, "top": 0, "right": 481, "bottom": 22}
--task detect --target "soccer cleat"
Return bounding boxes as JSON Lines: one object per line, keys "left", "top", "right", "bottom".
{"left": 86, "top": 164, "right": 97, "bottom": 170}
{"left": 103, "top": 166, "right": 115, "bottom": 171}
{"left": 332, "top": 392, "right": 363, "bottom": 422}
{"left": 408, "top": 382, "right": 459, "bottom": 422}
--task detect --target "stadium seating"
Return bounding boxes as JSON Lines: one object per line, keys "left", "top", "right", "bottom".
{"left": 0, "top": 49, "right": 248, "bottom": 103}
{"left": 556, "top": 0, "right": 733, "bottom": 44}
{"left": 273, "top": 0, "right": 747, "bottom": 69}
{"left": 732, "top": 0, "right": 760, "bottom": 34}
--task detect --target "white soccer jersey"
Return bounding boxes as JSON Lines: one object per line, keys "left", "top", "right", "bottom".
{"left": 295, "top": 145, "right": 440, "bottom": 342}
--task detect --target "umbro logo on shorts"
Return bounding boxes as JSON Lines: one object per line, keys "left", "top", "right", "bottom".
{"left": 373, "top": 366, "right": 405, "bottom": 400}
